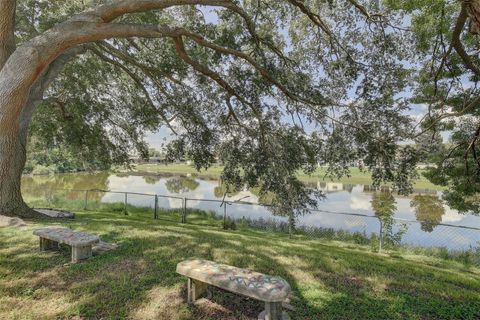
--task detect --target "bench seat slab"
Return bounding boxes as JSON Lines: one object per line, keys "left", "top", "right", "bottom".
{"left": 33, "top": 228, "right": 99, "bottom": 247}
{"left": 34, "top": 228, "right": 99, "bottom": 263}
{"left": 177, "top": 259, "right": 291, "bottom": 302}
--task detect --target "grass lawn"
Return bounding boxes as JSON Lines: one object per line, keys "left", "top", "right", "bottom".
{"left": 133, "top": 164, "right": 445, "bottom": 190}
{"left": 1, "top": 209, "right": 479, "bottom": 319}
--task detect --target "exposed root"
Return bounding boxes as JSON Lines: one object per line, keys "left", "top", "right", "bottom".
{"left": 0, "top": 203, "right": 54, "bottom": 220}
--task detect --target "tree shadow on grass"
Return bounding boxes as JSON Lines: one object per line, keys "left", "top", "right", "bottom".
{"left": 1, "top": 216, "right": 306, "bottom": 319}
{"left": 63, "top": 225, "right": 304, "bottom": 319}
{"left": 2, "top": 211, "right": 480, "bottom": 319}
{"left": 267, "top": 237, "right": 480, "bottom": 320}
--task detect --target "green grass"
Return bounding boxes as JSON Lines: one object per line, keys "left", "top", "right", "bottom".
{"left": 133, "top": 163, "right": 225, "bottom": 177}
{"left": 133, "top": 164, "right": 445, "bottom": 190}
{"left": 1, "top": 208, "right": 479, "bottom": 319}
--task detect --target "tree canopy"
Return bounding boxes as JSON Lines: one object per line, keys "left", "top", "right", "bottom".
{"left": 1, "top": 0, "right": 480, "bottom": 217}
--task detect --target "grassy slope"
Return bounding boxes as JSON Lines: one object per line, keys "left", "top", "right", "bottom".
{"left": 1, "top": 209, "right": 479, "bottom": 320}
{"left": 133, "top": 164, "right": 444, "bottom": 190}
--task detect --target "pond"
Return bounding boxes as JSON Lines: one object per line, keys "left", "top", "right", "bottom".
{"left": 21, "top": 172, "right": 480, "bottom": 251}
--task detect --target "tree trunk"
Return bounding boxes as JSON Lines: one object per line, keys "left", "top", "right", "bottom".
{"left": 0, "top": 0, "right": 16, "bottom": 70}
{"left": 0, "top": 125, "right": 37, "bottom": 217}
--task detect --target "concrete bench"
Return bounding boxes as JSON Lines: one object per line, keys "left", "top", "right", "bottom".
{"left": 177, "top": 259, "right": 291, "bottom": 320}
{"left": 33, "top": 228, "right": 100, "bottom": 263}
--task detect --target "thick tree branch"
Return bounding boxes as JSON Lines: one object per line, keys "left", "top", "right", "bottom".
{"left": 452, "top": 4, "right": 480, "bottom": 76}
{"left": 97, "top": 41, "right": 182, "bottom": 88}
{"left": 83, "top": 0, "right": 235, "bottom": 23}
{"left": 0, "top": 0, "right": 16, "bottom": 70}
{"left": 464, "top": 0, "right": 480, "bottom": 34}
{"left": 172, "top": 35, "right": 265, "bottom": 137}
{"left": 19, "top": 46, "right": 87, "bottom": 145}
{"left": 0, "top": 0, "right": 262, "bottom": 125}
{"left": 177, "top": 29, "right": 327, "bottom": 107}
{"left": 88, "top": 0, "right": 287, "bottom": 62}
{"left": 0, "top": 22, "right": 176, "bottom": 126}
{"left": 347, "top": 0, "right": 371, "bottom": 19}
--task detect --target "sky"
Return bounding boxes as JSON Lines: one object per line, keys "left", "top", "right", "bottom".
{"left": 143, "top": 6, "right": 319, "bottom": 150}
{"left": 146, "top": 7, "right": 220, "bottom": 150}
{"left": 144, "top": 4, "right": 454, "bottom": 150}
{"left": 145, "top": 128, "right": 171, "bottom": 150}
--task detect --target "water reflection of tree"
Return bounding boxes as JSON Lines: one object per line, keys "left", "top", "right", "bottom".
{"left": 22, "top": 172, "right": 110, "bottom": 191}
{"left": 213, "top": 181, "right": 242, "bottom": 199}
{"left": 371, "top": 192, "right": 406, "bottom": 246}
{"left": 249, "top": 187, "right": 275, "bottom": 205}
{"left": 165, "top": 177, "right": 199, "bottom": 194}
{"left": 22, "top": 172, "right": 110, "bottom": 202}
{"left": 410, "top": 195, "right": 445, "bottom": 232}
{"left": 143, "top": 175, "right": 161, "bottom": 185}
{"left": 371, "top": 191, "right": 396, "bottom": 218}
{"left": 342, "top": 184, "right": 354, "bottom": 193}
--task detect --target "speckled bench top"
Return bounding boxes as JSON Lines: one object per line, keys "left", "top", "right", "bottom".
{"left": 176, "top": 259, "right": 291, "bottom": 302}
{"left": 33, "top": 228, "right": 100, "bottom": 247}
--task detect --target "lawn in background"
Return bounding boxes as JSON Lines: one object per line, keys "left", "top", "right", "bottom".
{"left": 133, "top": 164, "right": 444, "bottom": 190}
{"left": 1, "top": 208, "right": 479, "bottom": 319}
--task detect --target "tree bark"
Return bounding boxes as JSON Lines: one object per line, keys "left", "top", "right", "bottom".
{"left": 0, "top": 124, "right": 35, "bottom": 217}
{"left": 0, "top": 47, "right": 86, "bottom": 217}
{"left": 464, "top": 0, "right": 480, "bottom": 34}
{"left": 0, "top": 0, "right": 16, "bottom": 70}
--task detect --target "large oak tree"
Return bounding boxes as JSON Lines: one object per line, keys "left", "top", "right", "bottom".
{"left": 0, "top": 0, "right": 479, "bottom": 218}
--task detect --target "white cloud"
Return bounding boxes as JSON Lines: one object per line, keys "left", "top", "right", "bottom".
{"left": 441, "top": 207, "right": 464, "bottom": 223}
{"left": 350, "top": 195, "right": 371, "bottom": 211}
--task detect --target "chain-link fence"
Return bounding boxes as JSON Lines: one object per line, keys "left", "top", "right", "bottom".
{"left": 22, "top": 187, "right": 480, "bottom": 253}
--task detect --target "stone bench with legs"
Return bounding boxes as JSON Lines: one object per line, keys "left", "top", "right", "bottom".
{"left": 33, "top": 228, "right": 100, "bottom": 263}
{"left": 177, "top": 259, "right": 291, "bottom": 320}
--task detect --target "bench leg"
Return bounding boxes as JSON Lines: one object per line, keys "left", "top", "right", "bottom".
{"left": 187, "top": 278, "right": 209, "bottom": 303}
{"left": 71, "top": 245, "right": 92, "bottom": 263}
{"left": 258, "top": 302, "right": 290, "bottom": 320}
{"left": 39, "top": 238, "right": 59, "bottom": 251}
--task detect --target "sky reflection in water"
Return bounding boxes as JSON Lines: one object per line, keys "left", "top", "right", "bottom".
{"left": 22, "top": 173, "right": 480, "bottom": 250}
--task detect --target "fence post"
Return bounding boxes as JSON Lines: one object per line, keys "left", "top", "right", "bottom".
{"left": 124, "top": 192, "right": 128, "bottom": 215}
{"left": 223, "top": 202, "right": 228, "bottom": 229}
{"left": 180, "top": 197, "right": 187, "bottom": 223}
{"left": 84, "top": 190, "right": 88, "bottom": 210}
{"left": 379, "top": 219, "right": 384, "bottom": 252}
{"left": 154, "top": 195, "right": 158, "bottom": 219}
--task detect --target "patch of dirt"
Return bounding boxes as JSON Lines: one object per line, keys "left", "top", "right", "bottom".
{"left": 0, "top": 215, "right": 27, "bottom": 227}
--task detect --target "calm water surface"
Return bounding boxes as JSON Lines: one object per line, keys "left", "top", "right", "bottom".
{"left": 22, "top": 172, "right": 480, "bottom": 250}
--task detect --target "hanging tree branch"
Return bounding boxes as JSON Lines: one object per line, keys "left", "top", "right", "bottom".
{"left": 90, "top": 45, "right": 179, "bottom": 135}
{"left": 452, "top": 4, "right": 480, "bottom": 77}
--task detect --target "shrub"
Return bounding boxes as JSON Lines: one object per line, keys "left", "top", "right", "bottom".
{"left": 31, "top": 164, "right": 56, "bottom": 175}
